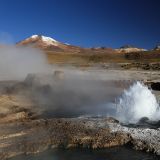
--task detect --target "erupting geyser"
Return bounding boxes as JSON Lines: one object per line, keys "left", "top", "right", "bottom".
{"left": 116, "top": 81, "right": 160, "bottom": 123}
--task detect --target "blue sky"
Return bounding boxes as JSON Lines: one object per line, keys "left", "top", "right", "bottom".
{"left": 0, "top": 0, "right": 160, "bottom": 49}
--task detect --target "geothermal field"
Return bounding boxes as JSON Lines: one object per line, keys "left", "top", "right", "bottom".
{"left": 0, "top": 45, "right": 160, "bottom": 160}
{"left": 1, "top": 0, "right": 160, "bottom": 159}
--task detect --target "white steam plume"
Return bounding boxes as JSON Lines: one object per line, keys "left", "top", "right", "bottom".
{"left": 0, "top": 46, "right": 52, "bottom": 80}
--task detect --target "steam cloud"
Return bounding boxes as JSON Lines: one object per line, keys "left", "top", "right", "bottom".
{"left": 0, "top": 45, "right": 122, "bottom": 118}
{"left": 0, "top": 46, "right": 122, "bottom": 117}
{"left": 23, "top": 71, "right": 122, "bottom": 118}
{"left": 0, "top": 45, "right": 52, "bottom": 80}
{"left": 0, "top": 45, "right": 159, "bottom": 124}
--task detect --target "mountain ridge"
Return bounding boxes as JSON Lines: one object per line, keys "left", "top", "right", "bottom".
{"left": 16, "top": 35, "right": 149, "bottom": 54}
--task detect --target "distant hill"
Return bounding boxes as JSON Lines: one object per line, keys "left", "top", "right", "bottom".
{"left": 16, "top": 35, "right": 82, "bottom": 53}
{"left": 115, "top": 45, "right": 147, "bottom": 53}
{"left": 16, "top": 35, "right": 126, "bottom": 54}
{"left": 17, "top": 35, "right": 150, "bottom": 54}
{"left": 15, "top": 35, "right": 160, "bottom": 65}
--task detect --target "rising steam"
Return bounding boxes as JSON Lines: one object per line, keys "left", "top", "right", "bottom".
{"left": 0, "top": 45, "right": 159, "bottom": 124}
{"left": 116, "top": 81, "right": 160, "bottom": 123}
{"left": 0, "top": 45, "right": 122, "bottom": 118}
{"left": 0, "top": 45, "right": 52, "bottom": 80}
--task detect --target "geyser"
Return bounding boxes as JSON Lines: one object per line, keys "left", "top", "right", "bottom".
{"left": 116, "top": 81, "right": 160, "bottom": 123}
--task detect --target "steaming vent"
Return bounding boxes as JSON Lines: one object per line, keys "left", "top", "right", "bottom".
{"left": 116, "top": 81, "right": 160, "bottom": 123}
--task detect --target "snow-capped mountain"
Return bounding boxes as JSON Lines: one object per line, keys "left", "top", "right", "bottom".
{"left": 17, "top": 35, "right": 61, "bottom": 49}
{"left": 17, "top": 35, "right": 147, "bottom": 54}
{"left": 17, "top": 35, "right": 83, "bottom": 53}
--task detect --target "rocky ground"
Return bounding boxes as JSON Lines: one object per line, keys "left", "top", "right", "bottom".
{"left": 0, "top": 114, "right": 160, "bottom": 159}
{"left": 0, "top": 69, "right": 160, "bottom": 159}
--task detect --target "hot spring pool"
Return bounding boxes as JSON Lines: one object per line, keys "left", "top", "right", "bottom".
{"left": 10, "top": 147, "right": 159, "bottom": 160}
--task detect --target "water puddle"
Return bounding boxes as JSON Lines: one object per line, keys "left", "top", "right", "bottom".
{"left": 10, "top": 147, "right": 159, "bottom": 160}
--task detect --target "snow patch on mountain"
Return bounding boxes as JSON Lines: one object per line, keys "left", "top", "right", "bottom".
{"left": 29, "top": 35, "right": 59, "bottom": 46}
